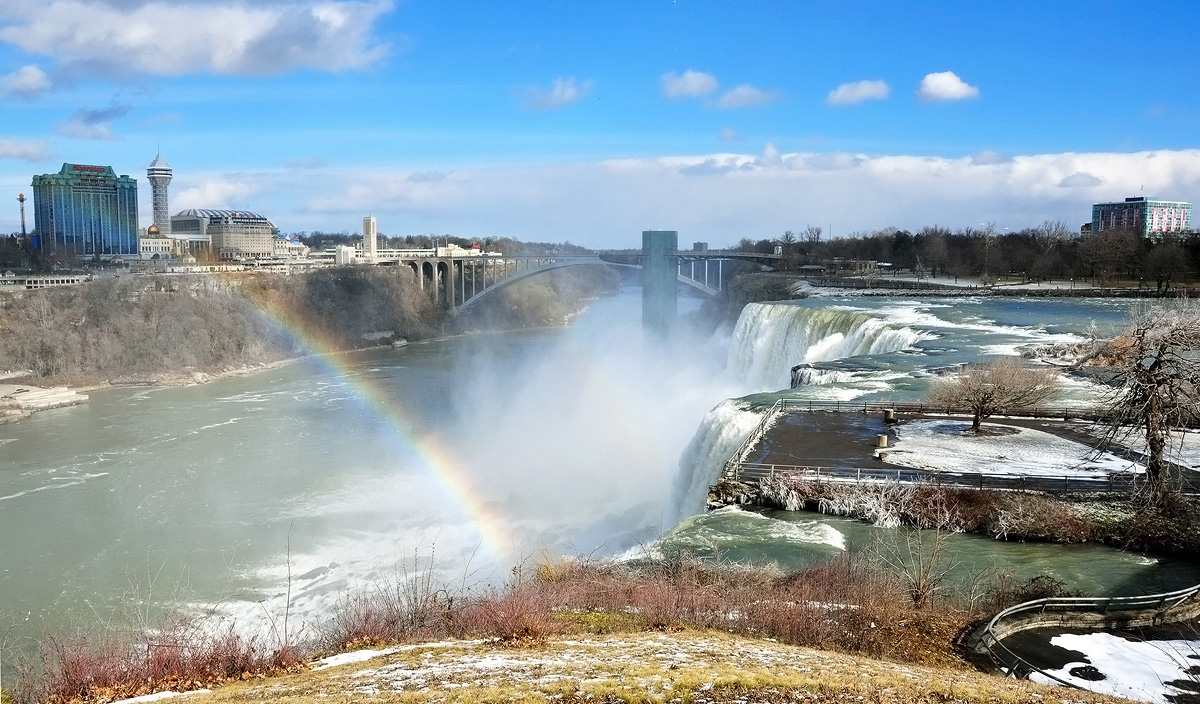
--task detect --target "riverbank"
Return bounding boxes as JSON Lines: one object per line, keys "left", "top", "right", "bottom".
{"left": 13, "top": 553, "right": 1126, "bottom": 704}
{"left": 0, "top": 264, "right": 619, "bottom": 424}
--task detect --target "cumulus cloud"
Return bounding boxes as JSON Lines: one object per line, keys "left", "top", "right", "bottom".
{"left": 56, "top": 100, "right": 133, "bottom": 139}
{"left": 408, "top": 170, "right": 447, "bottom": 182}
{"left": 716, "top": 84, "right": 779, "bottom": 109}
{"left": 1059, "top": 171, "right": 1103, "bottom": 188}
{"left": 525, "top": 77, "right": 593, "bottom": 110}
{"left": 0, "top": 0, "right": 393, "bottom": 77}
{"left": 916, "top": 71, "right": 980, "bottom": 102}
{"left": 826, "top": 79, "right": 890, "bottom": 106}
{"left": 661, "top": 69, "right": 718, "bottom": 98}
{"left": 970, "top": 150, "right": 1009, "bottom": 165}
{"left": 0, "top": 137, "right": 50, "bottom": 161}
{"left": 175, "top": 178, "right": 262, "bottom": 210}
{"left": 1, "top": 64, "right": 51, "bottom": 99}
{"left": 281, "top": 149, "right": 1200, "bottom": 246}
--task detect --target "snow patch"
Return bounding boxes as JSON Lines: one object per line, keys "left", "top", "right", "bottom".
{"left": 883, "top": 420, "right": 1140, "bottom": 477}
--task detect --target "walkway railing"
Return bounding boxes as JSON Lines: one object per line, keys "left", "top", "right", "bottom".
{"left": 719, "top": 398, "right": 1153, "bottom": 495}
{"left": 971, "top": 583, "right": 1200, "bottom": 686}
{"left": 730, "top": 462, "right": 1137, "bottom": 494}
{"left": 772, "top": 398, "right": 1117, "bottom": 423}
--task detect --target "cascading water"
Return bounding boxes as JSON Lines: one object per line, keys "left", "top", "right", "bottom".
{"left": 667, "top": 399, "right": 766, "bottom": 524}
{"left": 728, "top": 303, "right": 929, "bottom": 390}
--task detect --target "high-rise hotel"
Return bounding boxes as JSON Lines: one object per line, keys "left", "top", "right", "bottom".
{"left": 32, "top": 163, "right": 139, "bottom": 260}
{"left": 1092, "top": 196, "right": 1192, "bottom": 241}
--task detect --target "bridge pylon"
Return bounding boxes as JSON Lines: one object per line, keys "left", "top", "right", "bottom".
{"left": 642, "top": 230, "right": 678, "bottom": 338}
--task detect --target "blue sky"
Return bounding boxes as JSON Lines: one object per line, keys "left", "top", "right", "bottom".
{"left": 0, "top": 0, "right": 1198, "bottom": 245}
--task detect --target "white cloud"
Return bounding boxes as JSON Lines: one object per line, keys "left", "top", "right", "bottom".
{"left": 525, "top": 77, "right": 593, "bottom": 110}
{"left": 174, "top": 178, "right": 263, "bottom": 210}
{"left": 304, "top": 149, "right": 1200, "bottom": 244}
{"left": 1059, "top": 171, "right": 1103, "bottom": 188}
{"left": 826, "top": 79, "right": 890, "bottom": 106}
{"left": 110, "top": 149, "right": 1199, "bottom": 247}
{"left": 916, "top": 71, "right": 980, "bottom": 102}
{"left": 0, "top": 138, "right": 50, "bottom": 161}
{"left": 718, "top": 126, "right": 740, "bottom": 141}
{"left": 55, "top": 100, "right": 133, "bottom": 140}
{"left": 716, "top": 84, "right": 779, "bottom": 109}
{"left": 1, "top": 64, "right": 50, "bottom": 99}
{"left": 661, "top": 70, "right": 718, "bottom": 98}
{"left": 0, "top": 0, "right": 393, "bottom": 77}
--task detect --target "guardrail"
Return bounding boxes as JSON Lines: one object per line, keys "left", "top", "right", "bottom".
{"left": 731, "top": 463, "right": 1138, "bottom": 494}
{"left": 971, "top": 583, "right": 1200, "bottom": 686}
{"left": 772, "top": 398, "right": 1117, "bottom": 423}
{"left": 718, "top": 399, "right": 1149, "bottom": 495}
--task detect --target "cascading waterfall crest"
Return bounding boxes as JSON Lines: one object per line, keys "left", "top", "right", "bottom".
{"left": 728, "top": 303, "right": 929, "bottom": 389}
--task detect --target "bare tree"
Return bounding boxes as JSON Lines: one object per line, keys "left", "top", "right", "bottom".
{"left": 1101, "top": 302, "right": 1200, "bottom": 504}
{"left": 927, "top": 359, "right": 1059, "bottom": 432}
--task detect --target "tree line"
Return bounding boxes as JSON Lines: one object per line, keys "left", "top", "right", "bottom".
{"left": 734, "top": 223, "right": 1200, "bottom": 289}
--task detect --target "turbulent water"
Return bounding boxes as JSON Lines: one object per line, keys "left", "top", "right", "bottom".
{"left": 728, "top": 302, "right": 929, "bottom": 389}
{"left": 1, "top": 288, "right": 1194, "bottom": 675}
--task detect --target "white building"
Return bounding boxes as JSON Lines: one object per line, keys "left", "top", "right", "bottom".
{"left": 171, "top": 209, "right": 277, "bottom": 260}
{"left": 363, "top": 216, "right": 377, "bottom": 260}
{"left": 139, "top": 224, "right": 174, "bottom": 259}
{"left": 335, "top": 245, "right": 357, "bottom": 265}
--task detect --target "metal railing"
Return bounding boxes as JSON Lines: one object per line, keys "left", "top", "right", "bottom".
{"left": 975, "top": 583, "right": 1200, "bottom": 686}
{"left": 772, "top": 398, "right": 1117, "bottom": 423}
{"left": 718, "top": 399, "right": 1149, "bottom": 495}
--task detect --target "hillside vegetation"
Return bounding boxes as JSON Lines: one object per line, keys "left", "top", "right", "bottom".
{"left": 0, "top": 264, "right": 619, "bottom": 387}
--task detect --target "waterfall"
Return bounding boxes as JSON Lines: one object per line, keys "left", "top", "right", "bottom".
{"left": 666, "top": 399, "right": 765, "bottom": 525}
{"left": 728, "top": 303, "right": 928, "bottom": 390}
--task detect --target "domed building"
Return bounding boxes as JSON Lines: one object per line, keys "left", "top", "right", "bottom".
{"left": 139, "top": 223, "right": 174, "bottom": 260}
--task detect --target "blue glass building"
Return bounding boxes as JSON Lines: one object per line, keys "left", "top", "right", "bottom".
{"left": 1092, "top": 196, "right": 1192, "bottom": 241}
{"left": 32, "top": 163, "right": 139, "bottom": 260}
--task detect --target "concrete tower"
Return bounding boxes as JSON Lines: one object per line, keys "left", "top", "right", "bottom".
{"left": 362, "top": 215, "right": 377, "bottom": 260}
{"left": 147, "top": 154, "right": 173, "bottom": 234}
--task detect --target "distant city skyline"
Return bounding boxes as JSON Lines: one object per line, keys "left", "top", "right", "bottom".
{"left": 0, "top": 0, "right": 1198, "bottom": 246}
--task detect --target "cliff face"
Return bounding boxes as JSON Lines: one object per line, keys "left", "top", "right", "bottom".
{"left": 0, "top": 264, "right": 619, "bottom": 387}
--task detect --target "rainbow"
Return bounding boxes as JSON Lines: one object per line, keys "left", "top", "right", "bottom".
{"left": 241, "top": 285, "right": 513, "bottom": 566}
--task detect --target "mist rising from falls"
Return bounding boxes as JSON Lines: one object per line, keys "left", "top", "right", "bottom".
{"left": 728, "top": 303, "right": 928, "bottom": 389}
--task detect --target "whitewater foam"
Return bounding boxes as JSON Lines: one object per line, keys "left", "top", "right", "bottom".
{"left": 728, "top": 303, "right": 929, "bottom": 389}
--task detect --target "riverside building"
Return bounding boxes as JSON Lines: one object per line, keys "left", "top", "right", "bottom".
{"left": 1092, "top": 196, "right": 1193, "bottom": 240}
{"left": 31, "top": 163, "right": 139, "bottom": 261}
{"left": 171, "top": 208, "right": 277, "bottom": 259}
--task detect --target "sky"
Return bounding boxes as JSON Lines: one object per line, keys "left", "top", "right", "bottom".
{"left": 0, "top": 0, "right": 1198, "bottom": 247}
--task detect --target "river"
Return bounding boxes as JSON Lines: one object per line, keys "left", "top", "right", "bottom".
{"left": 2, "top": 288, "right": 1197, "bottom": 674}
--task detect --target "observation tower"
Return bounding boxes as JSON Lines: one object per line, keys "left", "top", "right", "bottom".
{"left": 147, "top": 153, "right": 173, "bottom": 234}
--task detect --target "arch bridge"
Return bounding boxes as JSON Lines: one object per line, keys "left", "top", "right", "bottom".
{"left": 386, "top": 231, "right": 780, "bottom": 333}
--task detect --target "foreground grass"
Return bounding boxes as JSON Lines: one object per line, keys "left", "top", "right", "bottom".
{"left": 14, "top": 554, "right": 1084, "bottom": 704}
{"left": 200, "top": 631, "right": 1129, "bottom": 704}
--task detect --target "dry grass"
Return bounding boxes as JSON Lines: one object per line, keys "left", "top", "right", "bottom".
{"left": 199, "top": 631, "right": 1131, "bottom": 704}
{"left": 19, "top": 547, "right": 1075, "bottom": 704}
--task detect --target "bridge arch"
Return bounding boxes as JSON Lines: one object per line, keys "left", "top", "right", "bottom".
{"left": 456, "top": 259, "right": 720, "bottom": 312}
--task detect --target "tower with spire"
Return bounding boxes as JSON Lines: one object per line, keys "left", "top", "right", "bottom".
{"left": 147, "top": 153, "right": 173, "bottom": 235}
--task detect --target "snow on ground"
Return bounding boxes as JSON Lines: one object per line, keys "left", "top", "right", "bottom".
{"left": 882, "top": 419, "right": 1141, "bottom": 477}
{"left": 312, "top": 640, "right": 486, "bottom": 671}
{"left": 110, "top": 690, "right": 211, "bottom": 704}
{"left": 1030, "top": 632, "right": 1200, "bottom": 704}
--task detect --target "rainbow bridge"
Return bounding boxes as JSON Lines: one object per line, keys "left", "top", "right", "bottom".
{"left": 389, "top": 230, "right": 779, "bottom": 334}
